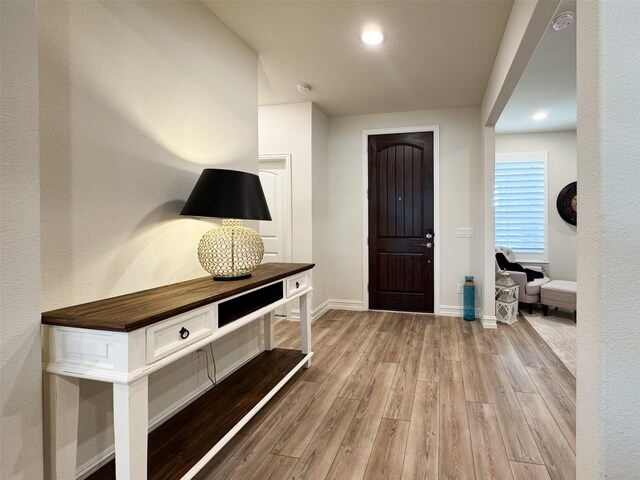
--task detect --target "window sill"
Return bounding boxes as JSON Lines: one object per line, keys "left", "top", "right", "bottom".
{"left": 516, "top": 259, "right": 549, "bottom": 265}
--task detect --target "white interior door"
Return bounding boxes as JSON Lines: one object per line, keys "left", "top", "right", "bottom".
{"left": 259, "top": 154, "right": 292, "bottom": 317}
{"left": 259, "top": 163, "right": 285, "bottom": 262}
{"left": 258, "top": 156, "right": 291, "bottom": 263}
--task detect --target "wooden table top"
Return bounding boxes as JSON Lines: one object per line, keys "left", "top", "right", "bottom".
{"left": 41, "top": 263, "right": 314, "bottom": 332}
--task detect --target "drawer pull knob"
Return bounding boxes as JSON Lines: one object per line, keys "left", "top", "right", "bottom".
{"left": 179, "top": 327, "right": 190, "bottom": 340}
{"left": 296, "top": 281, "right": 300, "bottom": 289}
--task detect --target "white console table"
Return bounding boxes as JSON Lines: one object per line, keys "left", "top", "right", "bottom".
{"left": 41, "top": 263, "right": 314, "bottom": 479}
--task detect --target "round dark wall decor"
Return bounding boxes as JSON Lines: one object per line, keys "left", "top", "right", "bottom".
{"left": 557, "top": 181, "right": 577, "bottom": 226}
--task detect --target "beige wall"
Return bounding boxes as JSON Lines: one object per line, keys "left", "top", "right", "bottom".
{"left": 0, "top": 1, "right": 43, "bottom": 478}
{"left": 328, "top": 107, "right": 484, "bottom": 313}
{"left": 38, "top": 2, "right": 260, "bottom": 474}
{"left": 496, "top": 131, "right": 577, "bottom": 281}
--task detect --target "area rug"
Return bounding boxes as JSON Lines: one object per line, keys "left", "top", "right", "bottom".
{"left": 520, "top": 307, "right": 576, "bottom": 377}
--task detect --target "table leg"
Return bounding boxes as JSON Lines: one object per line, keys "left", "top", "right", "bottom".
{"left": 113, "top": 376, "right": 148, "bottom": 479}
{"left": 299, "top": 293, "right": 312, "bottom": 368}
{"left": 264, "top": 311, "right": 275, "bottom": 351}
{"left": 44, "top": 374, "right": 79, "bottom": 480}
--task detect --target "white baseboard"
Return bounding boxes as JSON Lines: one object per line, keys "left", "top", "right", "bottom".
{"left": 77, "top": 379, "right": 212, "bottom": 478}
{"left": 481, "top": 315, "right": 498, "bottom": 329}
{"left": 290, "top": 299, "right": 365, "bottom": 321}
{"left": 326, "top": 299, "right": 365, "bottom": 311}
{"left": 439, "top": 304, "right": 463, "bottom": 317}
{"left": 76, "top": 350, "right": 259, "bottom": 479}
{"left": 439, "top": 305, "right": 482, "bottom": 319}
{"left": 76, "top": 446, "right": 116, "bottom": 480}
{"left": 312, "top": 299, "right": 331, "bottom": 320}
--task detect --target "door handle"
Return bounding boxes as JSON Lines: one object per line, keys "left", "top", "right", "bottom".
{"left": 421, "top": 243, "right": 433, "bottom": 248}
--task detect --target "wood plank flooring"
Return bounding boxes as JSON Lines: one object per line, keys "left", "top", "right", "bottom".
{"left": 196, "top": 310, "right": 576, "bottom": 480}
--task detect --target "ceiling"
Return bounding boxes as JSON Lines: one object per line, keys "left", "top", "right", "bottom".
{"left": 204, "top": 1, "right": 513, "bottom": 117}
{"left": 496, "top": 1, "right": 576, "bottom": 134}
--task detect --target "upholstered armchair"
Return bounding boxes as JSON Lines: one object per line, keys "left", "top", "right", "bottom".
{"left": 495, "top": 246, "right": 550, "bottom": 313}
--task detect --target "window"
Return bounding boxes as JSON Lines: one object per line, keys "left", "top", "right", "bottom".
{"left": 495, "top": 152, "right": 548, "bottom": 261}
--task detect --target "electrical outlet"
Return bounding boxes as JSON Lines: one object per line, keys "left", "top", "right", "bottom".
{"left": 457, "top": 227, "right": 475, "bottom": 238}
{"left": 457, "top": 282, "right": 463, "bottom": 294}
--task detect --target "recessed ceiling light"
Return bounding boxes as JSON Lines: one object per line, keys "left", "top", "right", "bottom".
{"left": 361, "top": 30, "right": 384, "bottom": 45}
{"left": 552, "top": 11, "right": 575, "bottom": 31}
{"left": 533, "top": 111, "right": 548, "bottom": 120}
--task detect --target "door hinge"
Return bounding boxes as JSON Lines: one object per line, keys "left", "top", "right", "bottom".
{"left": 367, "top": 283, "right": 369, "bottom": 292}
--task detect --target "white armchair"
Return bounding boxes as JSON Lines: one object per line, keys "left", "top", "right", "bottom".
{"left": 495, "top": 246, "right": 550, "bottom": 313}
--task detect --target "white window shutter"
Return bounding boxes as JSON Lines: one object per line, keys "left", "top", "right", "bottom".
{"left": 495, "top": 154, "right": 547, "bottom": 258}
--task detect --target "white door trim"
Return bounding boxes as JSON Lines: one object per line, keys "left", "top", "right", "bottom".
{"left": 361, "top": 126, "right": 441, "bottom": 314}
{"left": 259, "top": 153, "right": 293, "bottom": 263}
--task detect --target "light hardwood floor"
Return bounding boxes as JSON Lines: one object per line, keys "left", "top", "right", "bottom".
{"left": 195, "top": 310, "right": 576, "bottom": 480}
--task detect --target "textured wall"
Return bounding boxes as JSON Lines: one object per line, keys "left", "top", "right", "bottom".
{"left": 577, "top": 0, "right": 640, "bottom": 477}
{"left": 0, "top": 1, "right": 43, "bottom": 478}
{"left": 38, "top": 1, "right": 260, "bottom": 472}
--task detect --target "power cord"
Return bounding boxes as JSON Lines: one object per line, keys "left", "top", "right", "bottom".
{"left": 197, "top": 345, "right": 217, "bottom": 386}
{"left": 209, "top": 343, "right": 217, "bottom": 385}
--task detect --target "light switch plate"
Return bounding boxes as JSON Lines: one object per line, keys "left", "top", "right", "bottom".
{"left": 457, "top": 227, "right": 475, "bottom": 238}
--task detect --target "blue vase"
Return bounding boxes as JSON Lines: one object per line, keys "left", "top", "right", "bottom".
{"left": 463, "top": 276, "right": 475, "bottom": 321}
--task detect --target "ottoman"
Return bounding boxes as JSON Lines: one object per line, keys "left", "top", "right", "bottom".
{"left": 540, "top": 280, "right": 577, "bottom": 320}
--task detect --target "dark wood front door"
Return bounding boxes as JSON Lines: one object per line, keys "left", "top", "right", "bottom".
{"left": 368, "top": 132, "right": 434, "bottom": 312}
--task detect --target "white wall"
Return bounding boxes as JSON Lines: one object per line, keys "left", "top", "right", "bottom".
{"left": 258, "top": 102, "right": 331, "bottom": 313}
{"left": 480, "top": 0, "right": 560, "bottom": 327}
{"left": 38, "top": 2, "right": 260, "bottom": 474}
{"left": 481, "top": 0, "right": 560, "bottom": 126}
{"left": 328, "top": 107, "right": 483, "bottom": 313}
{"left": 259, "top": 103, "right": 313, "bottom": 263}
{"left": 0, "top": 2, "right": 44, "bottom": 478}
{"left": 480, "top": 126, "right": 496, "bottom": 323}
{"left": 577, "top": 0, "right": 640, "bottom": 477}
{"left": 311, "top": 105, "right": 330, "bottom": 312}
{"left": 496, "top": 131, "right": 577, "bottom": 281}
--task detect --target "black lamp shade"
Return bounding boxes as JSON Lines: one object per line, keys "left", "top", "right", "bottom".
{"left": 180, "top": 169, "right": 272, "bottom": 221}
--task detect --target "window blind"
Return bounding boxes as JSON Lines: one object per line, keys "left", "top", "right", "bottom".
{"left": 495, "top": 160, "right": 546, "bottom": 255}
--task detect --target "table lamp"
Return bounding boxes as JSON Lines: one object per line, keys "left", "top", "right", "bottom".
{"left": 180, "top": 169, "right": 272, "bottom": 280}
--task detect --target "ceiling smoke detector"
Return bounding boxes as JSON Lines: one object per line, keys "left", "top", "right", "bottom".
{"left": 296, "top": 83, "right": 311, "bottom": 94}
{"left": 552, "top": 11, "right": 575, "bottom": 31}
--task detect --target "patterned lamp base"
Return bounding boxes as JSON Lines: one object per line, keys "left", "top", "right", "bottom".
{"left": 197, "top": 219, "right": 265, "bottom": 280}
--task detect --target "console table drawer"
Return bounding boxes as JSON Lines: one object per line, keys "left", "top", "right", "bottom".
{"left": 146, "top": 306, "right": 214, "bottom": 364}
{"left": 286, "top": 272, "right": 309, "bottom": 298}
